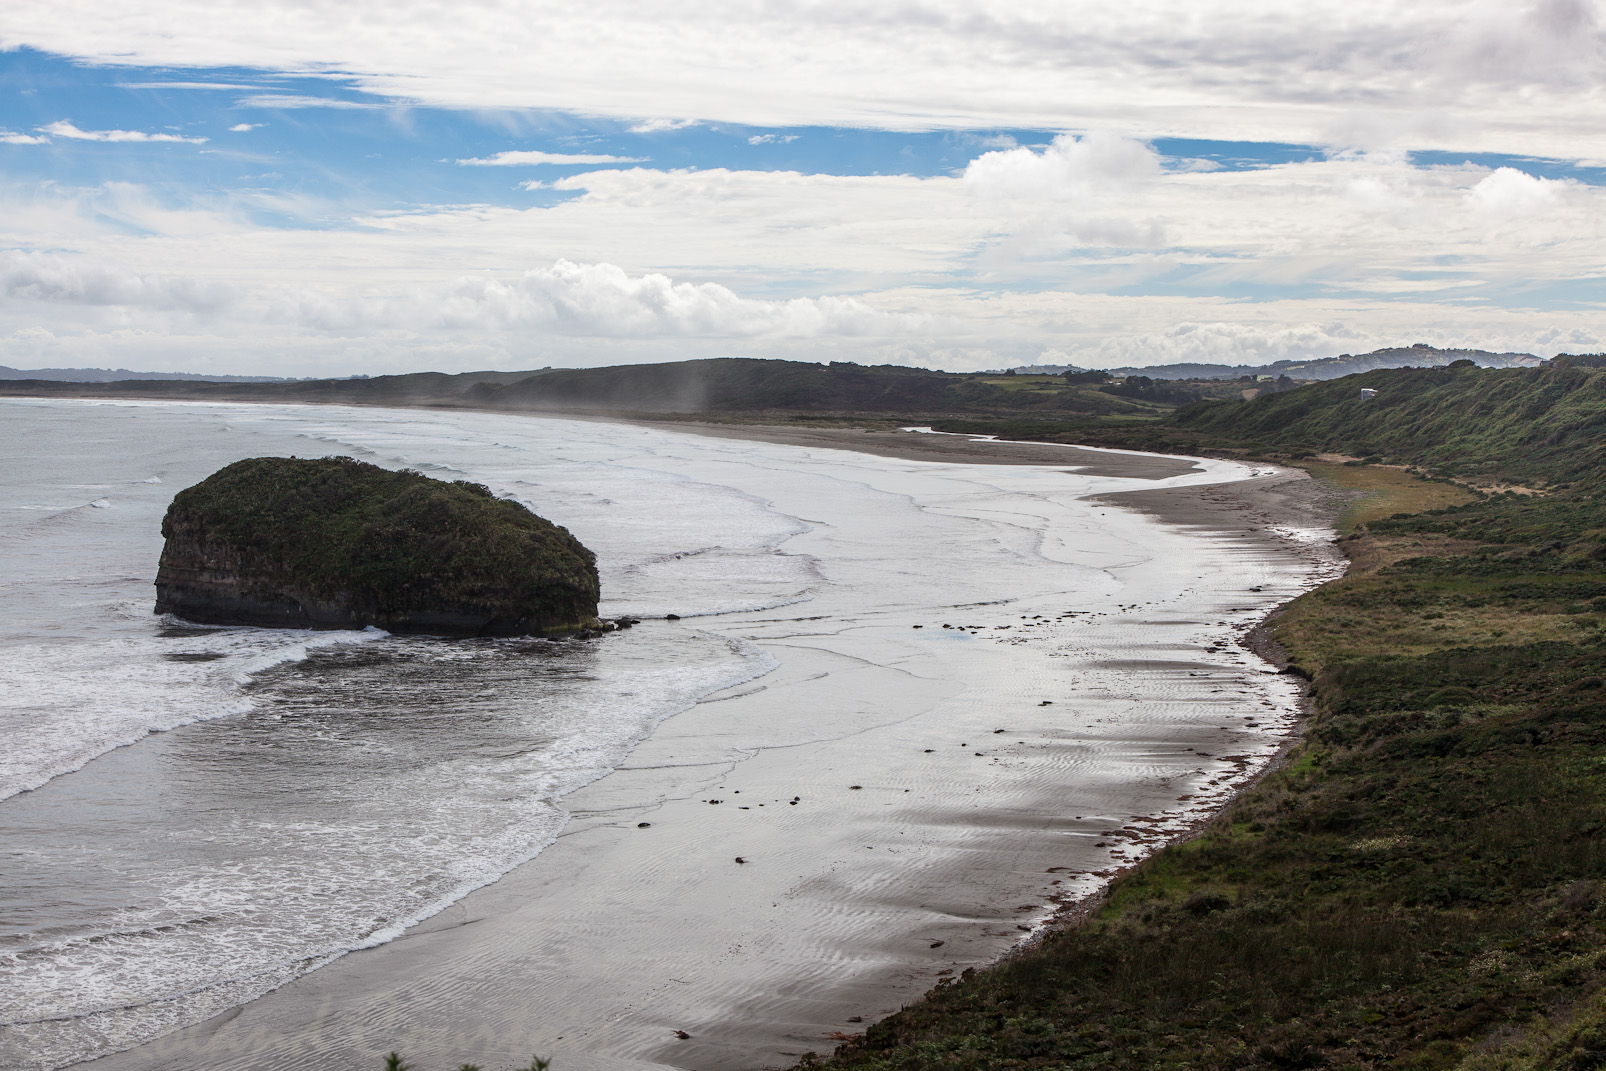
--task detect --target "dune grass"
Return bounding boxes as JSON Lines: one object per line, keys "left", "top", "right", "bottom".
{"left": 1293, "top": 462, "right": 1477, "bottom": 534}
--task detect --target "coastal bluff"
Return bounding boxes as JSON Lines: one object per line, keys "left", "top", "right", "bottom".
{"left": 154, "top": 456, "right": 601, "bottom": 636}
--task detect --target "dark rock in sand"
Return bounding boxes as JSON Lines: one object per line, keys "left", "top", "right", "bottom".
{"left": 154, "top": 456, "right": 600, "bottom": 636}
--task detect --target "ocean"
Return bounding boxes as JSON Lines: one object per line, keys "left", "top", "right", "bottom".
{"left": 0, "top": 399, "right": 1328, "bottom": 1070}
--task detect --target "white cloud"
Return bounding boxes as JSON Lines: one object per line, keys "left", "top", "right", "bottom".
{"left": 0, "top": 131, "right": 49, "bottom": 144}
{"left": 628, "top": 118, "right": 700, "bottom": 134}
{"left": 1, "top": 148, "right": 1602, "bottom": 376}
{"left": 271, "top": 260, "right": 923, "bottom": 338}
{"left": 122, "top": 81, "right": 263, "bottom": 90}
{"left": 0, "top": 249, "right": 232, "bottom": 310}
{"left": 1467, "top": 167, "right": 1575, "bottom": 218}
{"left": 229, "top": 123, "right": 263, "bottom": 132}
{"left": 457, "top": 150, "right": 649, "bottom": 167}
{"left": 964, "top": 133, "right": 1163, "bottom": 199}
{"left": 39, "top": 120, "right": 207, "bottom": 144}
{"left": 6, "top": 1, "right": 1603, "bottom": 159}
{"left": 233, "top": 94, "right": 383, "bottom": 109}
{"left": 1082, "top": 320, "right": 1365, "bottom": 368}
{"left": 748, "top": 134, "right": 799, "bottom": 145}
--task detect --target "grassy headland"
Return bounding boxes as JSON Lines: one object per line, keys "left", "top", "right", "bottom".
{"left": 808, "top": 359, "right": 1606, "bottom": 1070}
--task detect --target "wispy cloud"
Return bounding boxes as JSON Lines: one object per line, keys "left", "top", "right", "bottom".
{"left": 121, "top": 81, "right": 263, "bottom": 91}
{"left": 747, "top": 134, "right": 799, "bottom": 145}
{"left": 229, "top": 123, "right": 263, "bottom": 133}
{"left": 457, "top": 150, "right": 648, "bottom": 167}
{"left": 628, "top": 119, "right": 699, "bottom": 134}
{"left": 39, "top": 121, "right": 207, "bottom": 144}
{"left": 0, "top": 131, "right": 50, "bottom": 145}
{"left": 234, "top": 95, "right": 383, "bottom": 110}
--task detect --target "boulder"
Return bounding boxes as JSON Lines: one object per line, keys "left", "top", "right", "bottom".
{"left": 154, "top": 456, "right": 600, "bottom": 636}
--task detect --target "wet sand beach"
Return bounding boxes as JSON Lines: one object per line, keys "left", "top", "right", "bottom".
{"left": 73, "top": 420, "right": 1342, "bottom": 1071}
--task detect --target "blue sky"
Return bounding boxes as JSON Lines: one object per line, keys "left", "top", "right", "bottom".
{"left": 1, "top": 2, "right": 1603, "bottom": 375}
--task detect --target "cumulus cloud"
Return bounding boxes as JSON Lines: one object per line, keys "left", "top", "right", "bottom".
{"left": 1, "top": 147, "right": 1602, "bottom": 375}
{"left": 0, "top": 249, "right": 232, "bottom": 310}
{"left": 229, "top": 123, "right": 262, "bottom": 132}
{"left": 457, "top": 150, "right": 648, "bottom": 167}
{"left": 964, "top": 133, "right": 1163, "bottom": 199}
{"left": 1079, "top": 320, "right": 1365, "bottom": 368}
{"left": 1467, "top": 167, "right": 1575, "bottom": 218}
{"left": 0, "top": 131, "right": 49, "bottom": 144}
{"left": 39, "top": 120, "right": 207, "bottom": 144}
{"left": 405, "top": 260, "right": 918, "bottom": 338}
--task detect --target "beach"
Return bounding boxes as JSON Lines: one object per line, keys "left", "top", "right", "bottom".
{"left": 0, "top": 401, "right": 1338, "bottom": 1071}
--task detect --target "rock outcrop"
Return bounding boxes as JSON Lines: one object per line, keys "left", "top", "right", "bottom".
{"left": 154, "top": 456, "right": 600, "bottom": 636}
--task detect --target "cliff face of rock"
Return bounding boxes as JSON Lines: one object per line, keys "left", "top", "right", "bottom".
{"left": 154, "top": 456, "right": 600, "bottom": 636}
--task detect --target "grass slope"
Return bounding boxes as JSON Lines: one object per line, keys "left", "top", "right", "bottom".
{"left": 1168, "top": 358, "right": 1606, "bottom": 489}
{"left": 0, "top": 359, "right": 1207, "bottom": 418}
{"left": 935, "top": 358, "right": 1606, "bottom": 490}
{"left": 481, "top": 359, "right": 1161, "bottom": 416}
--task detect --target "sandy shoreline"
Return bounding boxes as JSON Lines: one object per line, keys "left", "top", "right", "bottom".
{"left": 76, "top": 420, "right": 1343, "bottom": 1071}
{"left": 616, "top": 419, "right": 1202, "bottom": 480}
{"left": 644, "top": 419, "right": 1349, "bottom": 538}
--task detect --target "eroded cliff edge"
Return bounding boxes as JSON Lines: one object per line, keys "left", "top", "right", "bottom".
{"left": 154, "top": 456, "right": 600, "bottom": 636}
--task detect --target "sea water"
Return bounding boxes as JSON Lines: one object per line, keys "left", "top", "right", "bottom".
{"left": 0, "top": 399, "right": 1310, "bottom": 1070}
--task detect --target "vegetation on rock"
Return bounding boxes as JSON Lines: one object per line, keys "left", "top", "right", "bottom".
{"left": 155, "top": 456, "right": 599, "bottom": 635}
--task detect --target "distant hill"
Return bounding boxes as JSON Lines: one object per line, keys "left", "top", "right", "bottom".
{"left": 1169, "top": 355, "right": 1606, "bottom": 488}
{"left": 0, "top": 367, "right": 552, "bottom": 405}
{"left": 997, "top": 363, "right": 1089, "bottom": 375}
{"left": 1110, "top": 344, "right": 1542, "bottom": 381}
{"left": 485, "top": 358, "right": 1002, "bottom": 413}
{"left": 0, "top": 365, "right": 301, "bottom": 383}
{"left": 0, "top": 358, "right": 1165, "bottom": 418}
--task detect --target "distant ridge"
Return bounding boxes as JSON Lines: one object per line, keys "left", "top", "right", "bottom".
{"left": 1101, "top": 344, "right": 1542, "bottom": 381}
{"left": 0, "top": 365, "right": 302, "bottom": 383}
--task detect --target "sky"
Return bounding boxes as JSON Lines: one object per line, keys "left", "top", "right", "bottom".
{"left": 1, "top": 1, "right": 1604, "bottom": 377}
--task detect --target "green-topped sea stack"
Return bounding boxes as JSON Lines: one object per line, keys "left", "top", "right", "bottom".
{"left": 154, "top": 456, "right": 601, "bottom": 636}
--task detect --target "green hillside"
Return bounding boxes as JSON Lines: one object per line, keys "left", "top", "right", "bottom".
{"left": 478, "top": 358, "right": 1165, "bottom": 416}
{"left": 1170, "top": 357, "right": 1606, "bottom": 488}
{"left": 934, "top": 357, "right": 1606, "bottom": 492}
{"left": 0, "top": 357, "right": 1229, "bottom": 418}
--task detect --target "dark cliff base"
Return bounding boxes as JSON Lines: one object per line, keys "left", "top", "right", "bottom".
{"left": 155, "top": 456, "right": 602, "bottom": 637}
{"left": 153, "top": 582, "right": 591, "bottom": 637}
